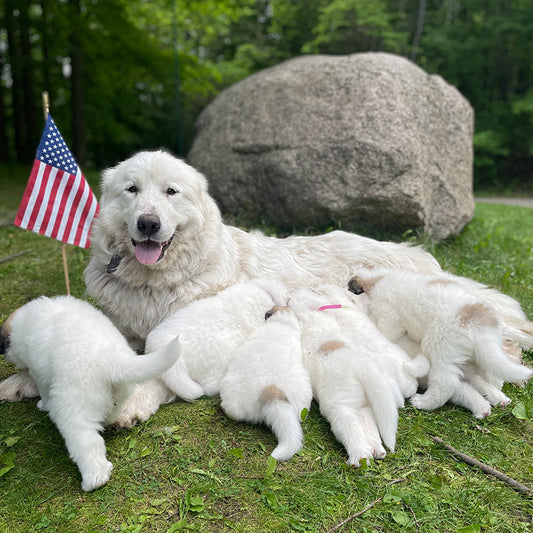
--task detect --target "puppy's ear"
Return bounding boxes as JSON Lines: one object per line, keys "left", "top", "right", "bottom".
{"left": 348, "top": 275, "right": 383, "bottom": 294}
{"left": 0, "top": 310, "right": 18, "bottom": 355}
{"left": 0, "top": 328, "right": 8, "bottom": 355}
{"left": 0, "top": 321, "right": 11, "bottom": 355}
{"left": 347, "top": 277, "right": 365, "bottom": 295}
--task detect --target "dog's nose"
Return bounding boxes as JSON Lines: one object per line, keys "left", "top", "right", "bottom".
{"left": 137, "top": 214, "right": 161, "bottom": 237}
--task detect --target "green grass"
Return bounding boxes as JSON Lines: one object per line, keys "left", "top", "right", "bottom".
{"left": 0, "top": 164, "right": 532, "bottom": 532}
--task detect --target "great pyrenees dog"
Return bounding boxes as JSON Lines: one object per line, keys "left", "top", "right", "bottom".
{"left": 0, "top": 295, "right": 178, "bottom": 491}
{"left": 288, "top": 285, "right": 428, "bottom": 465}
{"left": 219, "top": 304, "right": 312, "bottom": 462}
{"left": 2, "top": 150, "right": 531, "bottom": 427}
{"left": 348, "top": 268, "right": 533, "bottom": 418}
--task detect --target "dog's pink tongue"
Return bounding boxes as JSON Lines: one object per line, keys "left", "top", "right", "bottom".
{"left": 134, "top": 241, "right": 162, "bottom": 265}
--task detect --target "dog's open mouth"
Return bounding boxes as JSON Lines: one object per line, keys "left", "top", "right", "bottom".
{"left": 131, "top": 236, "right": 174, "bottom": 265}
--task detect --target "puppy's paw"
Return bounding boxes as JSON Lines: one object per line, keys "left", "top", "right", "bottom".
{"left": 346, "top": 455, "right": 371, "bottom": 468}
{"left": 410, "top": 393, "right": 437, "bottom": 411}
{"left": 473, "top": 407, "right": 491, "bottom": 419}
{"left": 0, "top": 371, "right": 39, "bottom": 402}
{"left": 484, "top": 389, "right": 511, "bottom": 408}
{"left": 112, "top": 415, "right": 138, "bottom": 430}
{"left": 37, "top": 399, "right": 48, "bottom": 412}
{"left": 113, "top": 380, "right": 175, "bottom": 429}
{"left": 372, "top": 446, "right": 387, "bottom": 460}
{"left": 81, "top": 460, "right": 113, "bottom": 492}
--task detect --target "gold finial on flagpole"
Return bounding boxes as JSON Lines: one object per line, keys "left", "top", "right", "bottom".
{"left": 41, "top": 90, "right": 71, "bottom": 296}
{"left": 42, "top": 91, "right": 50, "bottom": 121}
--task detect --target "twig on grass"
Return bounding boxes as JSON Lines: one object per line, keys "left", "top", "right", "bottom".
{"left": 326, "top": 497, "right": 382, "bottom": 533}
{"left": 0, "top": 250, "right": 32, "bottom": 264}
{"left": 432, "top": 436, "right": 533, "bottom": 497}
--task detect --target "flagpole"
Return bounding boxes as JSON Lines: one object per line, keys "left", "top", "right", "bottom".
{"left": 42, "top": 91, "right": 71, "bottom": 296}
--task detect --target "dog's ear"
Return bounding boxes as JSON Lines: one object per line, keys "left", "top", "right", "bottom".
{"left": 0, "top": 323, "right": 10, "bottom": 355}
{"left": 347, "top": 277, "right": 365, "bottom": 295}
{"left": 0, "top": 310, "right": 17, "bottom": 355}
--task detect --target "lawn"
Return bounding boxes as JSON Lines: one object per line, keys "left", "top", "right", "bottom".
{"left": 0, "top": 164, "right": 532, "bottom": 532}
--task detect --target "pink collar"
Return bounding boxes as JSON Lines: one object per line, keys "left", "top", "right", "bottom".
{"left": 317, "top": 304, "right": 343, "bottom": 311}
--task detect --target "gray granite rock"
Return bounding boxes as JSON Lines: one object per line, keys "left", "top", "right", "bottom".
{"left": 188, "top": 52, "right": 475, "bottom": 239}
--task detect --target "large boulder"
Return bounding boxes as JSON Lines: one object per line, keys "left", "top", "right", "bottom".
{"left": 187, "top": 52, "right": 475, "bottom": 239}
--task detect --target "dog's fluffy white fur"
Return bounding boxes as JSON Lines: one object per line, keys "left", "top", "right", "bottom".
{"left": 0, "top": 296, "right": 178, "bottom": 491}
{"left": 144, "top": 278, "right": 311, "bottom": 460}
{"left": 348, "top": 268, "right": 533, "bottom": 418}
{"left": 117, "top": 278, "right": 291, "bottom": 428}
{"left": 289, "top": 286, "right": 427, "bottom": 466}
{"left": 5, "top": 150, "right": 531, "bottom": 425}
{"left": 219, "top": 305, "right": 312, "bottom": 461}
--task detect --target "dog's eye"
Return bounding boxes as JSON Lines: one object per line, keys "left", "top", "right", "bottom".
{"left": 127, "top": 185, "right": 138, "bottom": 194}
{"left": 265, "top": 310, "right": 273, "bottom": 320}
{"left": 166, "top": 187, "right": 179, "bottom": 196}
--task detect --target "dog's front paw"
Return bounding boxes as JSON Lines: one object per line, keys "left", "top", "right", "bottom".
{"left": 113, "top": 380, "right": 175, "bottom": 429}
{"left": 485, "top": 389, "right": 511, "bottom": 408}
{"left": 346, "top": 455, "right": 372, "bottom": 468}
{"left": 0, "top": 371, "right": 39, "bottom": 402}
{"left": 409, "top": 393, "right": 435, "bottom": 411}
{"left": 472, "top": 406, "right": 491, "bottom": 419}
{"left": 81, "top": 460, "right": 113, "bottom": 492}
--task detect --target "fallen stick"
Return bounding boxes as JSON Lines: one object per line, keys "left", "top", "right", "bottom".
{"left": 0, "top": 250, "right": 32, "bottom": 264}
{"left": 327, "top": 497, "right": 382, "bottom": 533}
{"left": 432, "top": 436, "right": 532, "bottom": 497}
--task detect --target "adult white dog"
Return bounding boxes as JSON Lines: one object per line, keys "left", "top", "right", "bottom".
{"left": 2, "top": 150, "right": 530, "bottom": 426}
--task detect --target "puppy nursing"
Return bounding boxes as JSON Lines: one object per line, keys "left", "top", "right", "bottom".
{"left": 290, "top": 286, "right": 419, "bottom": 466}
{"left": 146, "top": 278, "right": 291, "bottom": 397}
{"left": 220, "top": 305, "right": 312, "bottom": 461}
{"left": 349, "top": 268, "right": 533, "bottom": 418}
{"left": 146, "top": 278, "right": 312, "bottom": 460}
{"left": 0, "top": 296, "right": 178, "bottom": 491}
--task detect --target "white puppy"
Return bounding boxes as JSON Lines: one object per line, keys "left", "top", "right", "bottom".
{"left": 140, "top": 278, "right": 290, "bottom": 403}
{"left": 289, "top": 287, "right": 410, "bottom": 466}
{"left": 308, "top": 284, "right": 429, "bottom": 400}
{"left": 348, "top": 268, "right": 533, "bottom": 418}
{"left": 0, "top": 296, "right": 178, "bottom": 491}
{"left": 220, "top": 305, "right": 312, "bottom": 461}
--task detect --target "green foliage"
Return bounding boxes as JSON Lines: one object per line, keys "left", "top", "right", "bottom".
{"left": 302, "top": 0, "right": 407, "bottom": 55}
{"left": 2, "top": 0, "right": 532, "bottom": 189}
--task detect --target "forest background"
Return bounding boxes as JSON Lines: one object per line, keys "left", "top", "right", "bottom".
{"left": 1, "top": 0, "right": 532, "bottom": 192}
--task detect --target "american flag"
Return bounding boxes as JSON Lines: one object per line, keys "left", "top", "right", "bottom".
{"left": 14, "top": 115, "right": 99, "bottom": 249}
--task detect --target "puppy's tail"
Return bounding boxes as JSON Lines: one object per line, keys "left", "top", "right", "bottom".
{"left": 260, "top": 385, "right": 303, "bottom": 461}
{"left": 160, "top": 354, "right": 205, "bottom": 402}
{"left": 117, "top": 336, "right": 180, "bottom": 385}
{"left": 474, "top": 337, "right": 532, "bottom": 384}
{"left": 502, "top": 316, "right": 533, "bottom": 350}
{"left": 458, "top": 303, "right": 533, "bottom": 384}
{"left": 360, "top": 364, "right": 399, "bottom": 451}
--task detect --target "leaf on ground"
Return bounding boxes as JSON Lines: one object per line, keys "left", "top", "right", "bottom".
{"left": 512, "top": 402, "right": 530, "bottom": 421}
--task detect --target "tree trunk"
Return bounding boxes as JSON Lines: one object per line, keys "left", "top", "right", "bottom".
{"left": 0, "top": 33, "right": 10, "bottom": 161}
{"left": 70, "top": 0, "right": 87, "bottom": 166}
{"left": 19, "top": 4, "right": 38, "bottom": 155}
{"left": 410, "top": 0, "right": 427, "bottom": 62}
{"left": 5, "top": 0, "right": 28, "bottom": 162}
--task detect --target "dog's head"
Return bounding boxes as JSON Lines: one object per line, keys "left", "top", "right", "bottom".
{"left": 95, "top": 150, "right": 221, "bottom": 268}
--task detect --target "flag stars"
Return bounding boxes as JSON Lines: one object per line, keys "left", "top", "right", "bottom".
{"left": 37, "top": 120, "right": 78, "bottom": 174}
